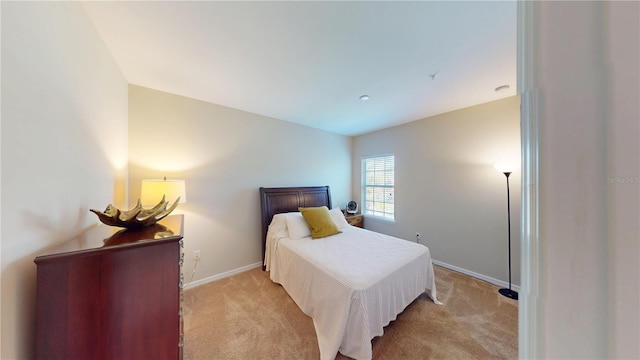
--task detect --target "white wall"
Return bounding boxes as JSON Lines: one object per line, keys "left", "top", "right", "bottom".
{"left": 605, "top": 3, "right": 639, "bottom": 358}
{"left": 524, "top": 1, "right": 639, "bottom": 358}
{"left": 0, "top": 2, "right": 128, "bottom": 358}
{"left": 353, "top": 96, "right": 521, "bottom": 286}
{"left": 128, "top": 85, "right": 352, "bottom": 283}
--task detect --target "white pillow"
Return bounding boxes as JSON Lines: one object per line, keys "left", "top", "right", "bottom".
{"left": 267, "top": 213, "right": 289, "bottom": 239}
{"left": 285, "top": 212, "right": 312, "bottom": 240}
{"left": 330, "top": 207, "right": 349, "bottom": 229}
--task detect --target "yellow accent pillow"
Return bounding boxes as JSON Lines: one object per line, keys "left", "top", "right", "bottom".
{"left": 299, "top": 206, "right": 341, "bottom": 239}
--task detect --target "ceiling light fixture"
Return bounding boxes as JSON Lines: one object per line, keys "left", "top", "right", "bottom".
{"left": 359, "top": 95, "right": 370, "bottom": 101}
{"left": 495, "top": 84, "right": 510, "bottom": 92}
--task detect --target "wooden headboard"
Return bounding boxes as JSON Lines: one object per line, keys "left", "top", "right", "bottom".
{"left": 259, "top": 186, "right": 332, "bottom": 269}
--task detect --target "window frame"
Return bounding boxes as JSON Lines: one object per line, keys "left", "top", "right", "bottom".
{"left": 361, "top": 154, "right": 395, "bottom": 221}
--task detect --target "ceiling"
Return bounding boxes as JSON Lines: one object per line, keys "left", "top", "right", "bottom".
{"left": 83, "top": 1, "right": 517, "bottom": 137}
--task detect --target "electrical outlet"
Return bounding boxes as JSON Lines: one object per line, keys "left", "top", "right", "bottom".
{"left": 416, "top": 233, "right": 421, "bottom": 243}
{"left": 194, "top": 250, "right": 201, "bottom": 260}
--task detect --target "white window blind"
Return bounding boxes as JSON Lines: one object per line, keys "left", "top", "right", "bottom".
{"left": 362, "top": 155, "right": 395, "bottom": 220}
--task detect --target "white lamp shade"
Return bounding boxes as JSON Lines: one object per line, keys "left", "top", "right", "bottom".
{"left": 494, "top": 161, "right": 519, "bottom": 174}
{"left": 141, "top": 179, "right": 186, "bottom": 207}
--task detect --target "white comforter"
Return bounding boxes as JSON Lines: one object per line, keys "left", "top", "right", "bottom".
{"left": 266, "top": 223, "right": 439, "bottom": 360}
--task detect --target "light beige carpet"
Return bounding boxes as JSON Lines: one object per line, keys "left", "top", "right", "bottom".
{"left": 182, "top": 265, "right": 518, "bottom": 359}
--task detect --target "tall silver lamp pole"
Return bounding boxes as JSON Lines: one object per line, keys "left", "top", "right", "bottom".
{"left": 495, "top": 163, "right": 518, "bottom": 300}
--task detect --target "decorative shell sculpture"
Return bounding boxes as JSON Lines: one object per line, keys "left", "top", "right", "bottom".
{"left": 90, "top": 196, "right": 180, "bottom": 229}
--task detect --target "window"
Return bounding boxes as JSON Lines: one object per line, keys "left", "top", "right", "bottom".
{"left": 362, "top": 155, "right": 395, "bottom": 220}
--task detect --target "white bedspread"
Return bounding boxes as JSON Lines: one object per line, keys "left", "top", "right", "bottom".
{"left": 266, "top": 225, "right": 439, "bottom": 360}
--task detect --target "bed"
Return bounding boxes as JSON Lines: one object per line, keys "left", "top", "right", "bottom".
{"left": 259, "top": 186, "right": 440, "bottom": 360}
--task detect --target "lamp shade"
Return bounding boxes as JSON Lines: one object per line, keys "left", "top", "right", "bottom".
{"left": 141, "top": 179, "right": 186, "bottom": 207}
{"left": 494, "top": 161, "right": 519, "bottom": 174}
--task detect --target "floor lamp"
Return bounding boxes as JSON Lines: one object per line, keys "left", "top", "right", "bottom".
{"left": 495, "top": 164, "right": 518, "bottom": 300}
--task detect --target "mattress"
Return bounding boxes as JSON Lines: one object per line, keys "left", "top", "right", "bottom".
{"left": 266, "top": 222, "right": 439, "bottom": 360}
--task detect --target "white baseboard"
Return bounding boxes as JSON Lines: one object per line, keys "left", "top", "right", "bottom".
{"left": 432, "top": 259, "right": 521, "bottom": 292}
{"left": 183, "top": 262, "right": 262, "bottom": 290}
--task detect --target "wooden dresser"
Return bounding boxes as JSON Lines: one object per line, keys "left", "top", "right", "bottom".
{"left": 34, "top": 215, "right": 184, "bottom": 360}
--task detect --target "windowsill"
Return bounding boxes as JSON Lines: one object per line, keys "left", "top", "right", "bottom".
{"left": 363, "top": 214, "right": 395, "bottom": 223}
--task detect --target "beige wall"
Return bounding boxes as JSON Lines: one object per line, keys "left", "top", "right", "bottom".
{"left": 353, "top": 96, "right": 521, "bottom": 286}
{"left": 128, "top": 85, "right": 352, "bottom": 283}
{"left": 0, "top": 2, "right": 128, "bottom": 358}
